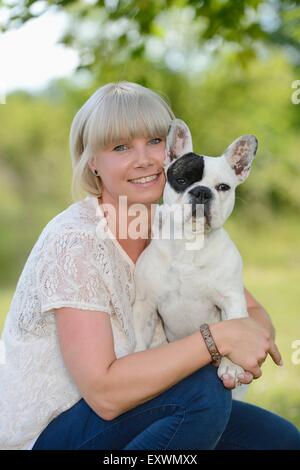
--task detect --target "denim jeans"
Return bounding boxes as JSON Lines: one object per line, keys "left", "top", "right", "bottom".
{"left": 32, "top": 365, "right": 300, "bottom": 450}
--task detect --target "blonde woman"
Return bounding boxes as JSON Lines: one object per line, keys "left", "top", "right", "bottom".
{"left": 1, "top": 82, "right": 299, "bottom": 450}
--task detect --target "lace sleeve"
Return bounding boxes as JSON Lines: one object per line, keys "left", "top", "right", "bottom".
{"left": 37, "top": 230, "right": 113, "bottom": 315}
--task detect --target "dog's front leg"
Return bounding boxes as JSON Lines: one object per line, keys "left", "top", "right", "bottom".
{"left": 217, "top": 291, "right": 248, "bottom": 386}
{"left": 132, "top": 275, "right": 162, "bottom": 353}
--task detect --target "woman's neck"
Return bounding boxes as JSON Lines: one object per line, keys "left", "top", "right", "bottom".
{"left": 97, "top": 194, "right": 154, "bottom": 262}
{"left": 98, "top": 194, "right": 155, "bottom": 239}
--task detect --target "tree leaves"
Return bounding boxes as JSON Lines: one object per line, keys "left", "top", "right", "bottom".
{"left": 1, "top": 0, "right": 300, "bottom": 70}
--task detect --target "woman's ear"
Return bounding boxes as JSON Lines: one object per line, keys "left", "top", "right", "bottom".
{"left": 87, "top": 156, "right": 97, "bottom": 174}
{"left": 164, "top": 119, "right": 193, "bottom": 167}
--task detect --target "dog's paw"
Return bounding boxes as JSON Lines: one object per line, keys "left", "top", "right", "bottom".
{"left": 217, "top": 357, "right": 244, "bottom": 384}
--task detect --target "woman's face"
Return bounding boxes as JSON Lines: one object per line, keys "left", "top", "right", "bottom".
{"left": 90, "top": 135, "right": 166, "bottom": 207}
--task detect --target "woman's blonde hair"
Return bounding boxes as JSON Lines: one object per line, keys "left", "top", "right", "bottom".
{"left": 70, "top": 81, "right": 175, "bottom": 201}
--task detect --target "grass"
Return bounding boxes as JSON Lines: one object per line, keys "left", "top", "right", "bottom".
{"left": 1, "top": 214, "right": 299, "bottom": 429}
{"left": 242, "top": 266, "right": 300, "bottom": 427}
{"left": 226, "top": 215, "right": 300, "bottom": 428}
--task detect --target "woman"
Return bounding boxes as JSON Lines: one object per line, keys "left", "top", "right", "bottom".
{"left": 1, "top": 81, "right": 299, "bottom": 450}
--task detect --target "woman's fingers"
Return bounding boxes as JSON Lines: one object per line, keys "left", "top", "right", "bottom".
{"left": 268, "top": 341, "right": 283, "bottom": 366}
{"left": 251, "top": 365, "right": 262, "bottom": 379}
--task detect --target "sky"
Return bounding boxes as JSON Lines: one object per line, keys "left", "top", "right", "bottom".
{"left": 0, "top": 9, "right": 79, "bottom": 96}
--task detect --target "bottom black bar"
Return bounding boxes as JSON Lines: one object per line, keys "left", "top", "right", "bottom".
{"left": 0, "top": 450, "right": 299, "bottom": 466}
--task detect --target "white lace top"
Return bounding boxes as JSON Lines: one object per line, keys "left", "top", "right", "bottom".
{"left": 0, "top": 196, "right": 167, "bottom": 450}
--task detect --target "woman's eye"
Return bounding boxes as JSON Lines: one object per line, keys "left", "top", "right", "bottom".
{"left": 149, "top": 138, "right": 162, "bottom": 145}
{"left": 176, "top": 178, "right": 186, "bottom": 185}
{"left": 113, "top": 144, "right": 128, "bottom": 152}
{"left": 216, "top": 183, "right": 231, "bottom": 191}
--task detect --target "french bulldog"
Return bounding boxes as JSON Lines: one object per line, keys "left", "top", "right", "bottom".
{"left": 132, "top": 118, "right": 258, "bottom": 391}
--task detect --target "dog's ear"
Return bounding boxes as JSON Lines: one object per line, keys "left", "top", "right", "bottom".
{"left": 224, "top": 135, "right": 258, "bottom": 183}
{"left": 164, "top": 119, "right": 193, "bottom": 167}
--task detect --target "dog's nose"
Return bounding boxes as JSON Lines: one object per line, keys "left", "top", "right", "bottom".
{"left": 189, "top": 186, "right": 213, "bottom": 203}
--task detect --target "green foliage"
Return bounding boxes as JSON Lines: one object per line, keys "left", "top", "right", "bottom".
{"left": 0, "top": 91, "right": 73, "bottom": 286}
{"left": 0, "top": 50, "right": 299, "bottom": 286}
{"left": 0, "top": 0, "right": 299, "bottom": 434}
{"left": 225, "top": 216, "right": 300, "bottom": 428}
{"left": 2, "top": 1, "right": 300, "bottom": 70}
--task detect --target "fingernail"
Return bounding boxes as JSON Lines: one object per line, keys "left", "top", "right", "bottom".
{"left": 279, "top": 360, "right": 284, "bottom": 366}
{"left": 237, "top": 373, "right": 244, "bottom": 380}
{"left": 222, "top": 374, "right": 229, "bottom": 380}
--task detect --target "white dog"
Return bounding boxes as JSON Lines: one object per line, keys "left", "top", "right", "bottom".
{"left": 133, "top": 118, "right": 258, "bottom": 391}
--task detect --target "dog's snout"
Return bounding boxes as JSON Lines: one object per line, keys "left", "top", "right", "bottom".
{"left": 189, "top": 186, "right": 213, "bottom": 203}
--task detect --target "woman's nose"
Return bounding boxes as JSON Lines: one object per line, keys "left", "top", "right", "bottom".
{"left": 133, "top": 146, "right": 153, "bottom": 167}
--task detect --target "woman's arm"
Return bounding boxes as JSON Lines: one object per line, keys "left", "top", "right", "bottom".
{"left": 244, "top": 288, "right": 276, "bottom": 340}
{"left": 55, "top": 307, "right": 280, "bottom": 421}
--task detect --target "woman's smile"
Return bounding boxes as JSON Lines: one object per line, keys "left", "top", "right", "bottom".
{"left": 127, "top": 171, "right": 163, "bottom": 188}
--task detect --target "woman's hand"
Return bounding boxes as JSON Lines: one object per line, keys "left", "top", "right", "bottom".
{"left": 210, "top": 318, "right": 283, "bottom": 388}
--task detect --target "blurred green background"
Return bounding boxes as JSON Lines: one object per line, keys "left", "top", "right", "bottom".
{"left": 0, "top": 0, "right": 299, "bottom": 428}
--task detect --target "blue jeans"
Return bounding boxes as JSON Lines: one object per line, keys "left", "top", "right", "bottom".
{"left": 32, "top": 365, "right": 300, "bottom": 450}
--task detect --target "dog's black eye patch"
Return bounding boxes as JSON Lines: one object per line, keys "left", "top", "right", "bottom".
{"left": 167, "top": 153, "right": 204, "bottom": 193}
{"left": 215, "top": 183, "right": 231, "bottom": 191}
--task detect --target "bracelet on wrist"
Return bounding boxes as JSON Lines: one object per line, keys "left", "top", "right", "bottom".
{"left": 199, "top": 323, "right": 222, "bottom": 366}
